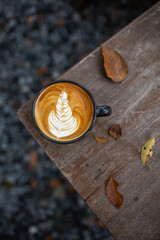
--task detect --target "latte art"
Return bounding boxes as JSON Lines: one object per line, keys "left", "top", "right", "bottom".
{"left": 48, "top": 91, "right": 79, "bottom": 138}
{"left": 34, "top": 82, "right": 94, "bottom": 142}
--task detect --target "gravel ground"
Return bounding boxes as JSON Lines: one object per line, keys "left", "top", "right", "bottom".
{"left": 0, "top": 0, "right": 157, "bottom": 239}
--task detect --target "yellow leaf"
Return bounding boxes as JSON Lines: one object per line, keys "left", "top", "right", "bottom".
{"left": 94, "top": 136, "right": 107, "bottom": 143}
{"left": 141, "top": 137, "right": 155, "bottom": 166}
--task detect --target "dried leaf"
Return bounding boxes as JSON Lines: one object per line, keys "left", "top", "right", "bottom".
{"left": 28, "top": 150, "right": 38, "bottom": 170}
{"left": 56, "top": 18, "right": 63, "bottom": 27}
{"left": 49, "top": 178, "right": 62, "bottom": 188}
{"left": 106, "top": 176, "right": 123, "bottom": 209}
{"left": 141, "top": 137, "right": 155, "bottom": 166}
{"left": 30, "top": 179, "right": 38, "bottom": 189}
{"left": 36, "top": 67, "right": 49, "bottom": 76}
{"left": 12, "top": 100, "right": 20, "bottom": 108}
{"left": 94, "top": 136, "right": 107, "bottom": 143}
{"left": 101, "top": 46, "right": 128, "bottom": 82}
{"left": 67, "top": 185, "right": 75, "bottom": 193}
{"left": 97, "top": 220, "right": 104, "bottom": 228}
{"left": 45, "top": 234, "right": 55, "bottom": 240}
{"left": 25, "top": 15, "right": 34, "bottom": 25}
{"left": 37, "top": 12, "right": 44, "bottom": 22}
{"left": 109, "top": 124, "right": 122, "bottom": 140}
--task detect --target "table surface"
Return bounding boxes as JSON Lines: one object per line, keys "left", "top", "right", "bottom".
{"left": 17, "top": 2, "right": 160, "bottom": 239}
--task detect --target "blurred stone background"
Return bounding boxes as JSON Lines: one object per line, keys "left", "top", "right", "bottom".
{"left": 0, "top": 0, "right": 158, "bottom": 239}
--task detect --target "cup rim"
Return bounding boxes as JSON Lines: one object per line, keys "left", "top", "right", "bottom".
{"left": 32, "top": 80, "right": 97, "bottom": 144}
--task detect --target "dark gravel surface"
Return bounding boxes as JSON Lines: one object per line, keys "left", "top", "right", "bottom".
{"left": 0, "top": 0, "right": 158, "bottom": 239}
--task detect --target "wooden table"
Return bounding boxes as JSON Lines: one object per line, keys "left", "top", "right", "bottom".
{"left": 17, "top": 2, "right": 160, "bottom": 239}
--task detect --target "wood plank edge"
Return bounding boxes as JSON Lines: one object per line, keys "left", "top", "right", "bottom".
{"left": 58, "top": 0, "right": 160, "bottom": 79}
{"left": 17, "top": 1, "right": 159, "bottom": 116}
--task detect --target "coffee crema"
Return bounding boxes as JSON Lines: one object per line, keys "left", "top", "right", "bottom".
{"left": 34, "top": 82, "right": 94, "bottom": 141}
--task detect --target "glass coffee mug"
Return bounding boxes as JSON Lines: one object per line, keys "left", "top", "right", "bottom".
{"left": 32, "top": 80, "right": 112, "bottom": 144}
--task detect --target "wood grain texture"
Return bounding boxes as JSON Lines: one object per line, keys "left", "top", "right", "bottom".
{"left": 17, "top": 2, "right": 160, "bottom": 240}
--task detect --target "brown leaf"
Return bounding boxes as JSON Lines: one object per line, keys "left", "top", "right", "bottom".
{"left": 28, "top": 150, "right": 38, "bottom": 170}
{"left": 25, "top": 15, "right": 34, "bottom": 25}
{"left": 106, "top": 176, "right": 123, "bottom": 209}
{"left": 36, "top": 67, "right": 49, "bottom": 76}
{"left": 97, "top": 219, "right": 104, "bottom": 228}
{"left": 49, "top": 178, "right": 62, "bottom": 188}
{"left": 94, "top": 136, "right": 107, "bottom": 143}
{"left": 101, "top": 46, "right": 128, "bottom": 82}
{"left": 45, "top": 234, "right": 56, "bottom": 240}
{"left": 109, "top": 124, "right": 122, "bottom": 140}
{"left": 67, "top": 185, "right": 75, "bottom": 193}
{"left": 12, "top": 100, "right": 20, "bottom": 108}
{"left": 56, "top": 18, "right": 63, "bottom": 27}
{"left": 37, "top": 12, "right": 44, "bottom": 22}
{"left": 30, "top": 179, "right": 38, "bottom": 189}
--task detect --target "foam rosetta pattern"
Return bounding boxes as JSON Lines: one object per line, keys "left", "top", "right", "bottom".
{"left": 48, "top": 91, "right": 79, "bottom": 138}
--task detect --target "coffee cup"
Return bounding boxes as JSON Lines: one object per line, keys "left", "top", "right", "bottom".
{"left": 32, "top": 80, "right": 112, "bottom": 144}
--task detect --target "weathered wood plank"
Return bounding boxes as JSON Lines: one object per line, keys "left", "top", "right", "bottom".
{"left": 17, "top": 2, "right": 160, "bottom": 239}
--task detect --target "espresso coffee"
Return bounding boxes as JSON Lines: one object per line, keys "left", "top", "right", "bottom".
{"left": 34, "top": 82, "right": 94, "bottom": 142}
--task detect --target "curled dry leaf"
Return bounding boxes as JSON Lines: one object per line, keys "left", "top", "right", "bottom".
{"left": 12, "top": 100, "right": 20, "bottom": 108}
{"left": 37, "top": 12, "right": 44, "bottom": 22}
{"left": 141, "top": 137, "right": 155, "bottom": 166}
{"left": 101, "top": 46, "right": 128, "bottom": 82}
{"left": 36, "top": 67, "right": 49, "bottom": 76}
{"left": 45, "top": 234, "right": 55, "bottom": 240}
{"left": 94, "top": 136, "right": 107, "bottom": 143}
{"left": 109, "top": 124, "right": 122, "bottom": 140}
{"left": 28, "top": 150, "right": 38, "bottom": 170}
{"left": 106, "top": 176, "right": 123, "bottom": 209}
{"left": 56, "top": 18, "right": 64, "bottom": 27}
{"left": 30, "top": 179, "right": 38, "bottom": 189}
{"left": 67, "top": 185, "right": 75, "bottom": 193}
{"left": 49, "top": 178, "right": 62, "bottom": 188}
{"left": 97, "top": 220, "right": 104, "bottom": 228}
{"left": 25, "top": 15, "right": 34, "bottom": 25}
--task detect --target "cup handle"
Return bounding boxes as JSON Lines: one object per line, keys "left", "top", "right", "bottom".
{"left": 96, "top": 105, "right": 112, "bottom": 117}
